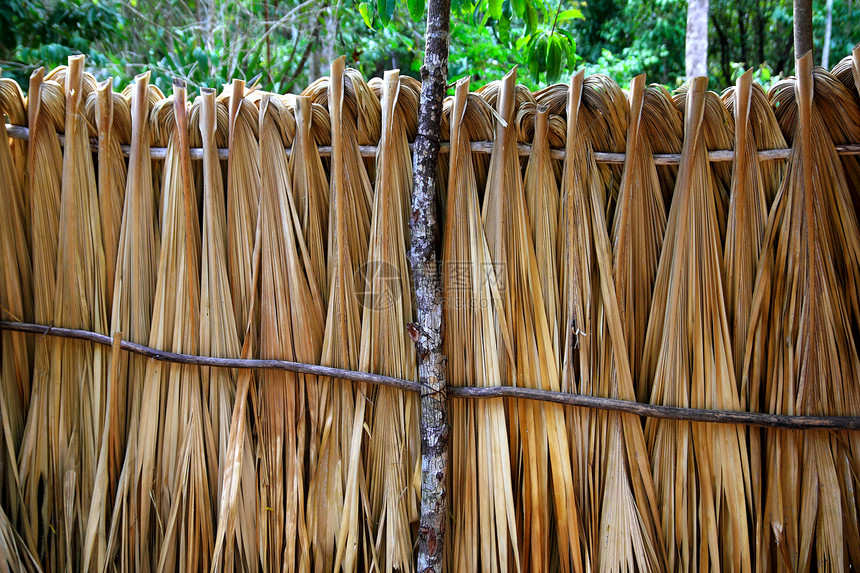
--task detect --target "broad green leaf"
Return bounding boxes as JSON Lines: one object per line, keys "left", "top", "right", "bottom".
{"left": 498, "top": 15, "right": 511, "bottom": 44}
{"left": 510, "top": 0, "right": 525, "bottom": 18}
{"left": 378, "top": 0, "right": 395, "bottom": 27}
{"left": 524, "top": 2, "right": 537, "bottom": 34}
{"left": 489, "top": 0, "right": 503, "bottom": 19}
{"left": 557, "top": 28, "right": 577, "bottom": 54}
{"left": 515, "top": 35, "right": 531, "bottom": 51}
{"left": 546, "top": 35, "right": 562, "bottom": 83}
{"left": 407, "top": 0, "right": 425, "bottom": 21}
{"left": 359, "top": 2, "right": 374, "bottom": 28}
{"left": 528, "top": 39, "right": 541, "bottom": 79}
{"left": 556, "top": 8, "right": 584, "bottom": 22}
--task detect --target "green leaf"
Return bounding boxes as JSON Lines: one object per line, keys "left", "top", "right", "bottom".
{"left": 556, "top": 8, "right": 584, "bottom": 22}
{"left": 407, "top": 0, "right": 425, "bottom": 21}
{"left": 489, "top": 0, "right": 503, "bottom": 19}
{"left": 528, "top": 39, "right": 541, "bottom": 79}
{"left": 524, "top": 1, "right": 538, "bottom": 34}
{"left": 378, "top": 0, "right": 395, "bottom": 27}
{"left": 546, "top": 35, "right": 563, "bottom": 83}
{"left": 498, "top": 15, "right": 510, "bottom": 44}
{"left": 510, "top": 0, "right": 525, "bottom": 18}
{"left": 359, "top": 2, "right": 374, "bottom": 28}
{"left": 515, "top": 34, "right": 531, "bottom": 51}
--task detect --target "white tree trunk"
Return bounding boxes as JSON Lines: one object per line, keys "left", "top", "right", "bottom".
{"left": 686, "top": 0, "right": 709, "bottom": 78}
{"left": 822, "top": 0, "right": 833, "bottom": 68}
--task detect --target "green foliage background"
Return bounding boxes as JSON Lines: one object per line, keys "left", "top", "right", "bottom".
{"left": 0, "top": 0, "right": 857, "bottom": 94}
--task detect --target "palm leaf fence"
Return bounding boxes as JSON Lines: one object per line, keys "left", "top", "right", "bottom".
{"left": 1, "top": 47, "right": 860, "bottom": 571}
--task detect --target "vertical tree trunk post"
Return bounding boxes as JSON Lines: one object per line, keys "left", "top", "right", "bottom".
{"left": 793, "top": 0, "right": 814, "bottom": 58}
{"left": 822, "top": 0, "right": 832, "bottom": 68}
{"left": 685, "top": 0, "right": 710, "bottom": 78}
{"left": 409, "top": 0, "right": 451, "bottom": 570}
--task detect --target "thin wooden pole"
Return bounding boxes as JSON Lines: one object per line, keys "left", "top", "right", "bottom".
{"left": 4, "top": 320, "right": 860, "bottom": 433}
{"left": 5, "top": 123, "right": 860, "bottom": 163}
{"left": 409, "top": 0, "right": 451, "bottom": 567}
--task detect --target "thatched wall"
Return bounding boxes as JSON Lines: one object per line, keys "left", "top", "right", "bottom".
{"left": 1, "top": 50, "right": 860, "bottom": 571}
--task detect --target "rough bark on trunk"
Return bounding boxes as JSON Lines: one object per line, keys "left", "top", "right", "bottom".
{"left": 409, "top": 0, "right": 451, "bottom": 570}
{"left": 686, "top": 0, "right": 709, "bottom": 78}
{"left": 793, "top": 0, "right": 814, "bottom": 59}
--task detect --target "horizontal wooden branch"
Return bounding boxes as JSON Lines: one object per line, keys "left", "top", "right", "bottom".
{"left": 7, "top": 123, "right": 860, "bottom": 165}
{"left": 3, "top": 320, "right": 859, "bottom": 431}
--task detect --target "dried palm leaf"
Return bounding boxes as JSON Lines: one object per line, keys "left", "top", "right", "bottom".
{"left": 612, "top": 78, "right": 673, "bottom": 403}
{"left": 46, "top": 54, "right": 109, "bottom": 571}
{"left": 0, "top": 74, "right": 32, "bottom": 528}
{"left": 306, "top": 57, "right": 376, "bottom": 573}
{"left": 443, "top": 77, "right": 520, "bottom": 572}
{"left": 104, "top": 71, "right": 162, "bottom": 572}
{"left": 487, "top": 68, "right": 583, "bottom": 573}
{"left": 0, "top": 75, "right": 29, "bottom": 228}
{"left": 288, "top": 95, "right": 330, "bottom": 300}
{"left": 642, "top": 76, "right": 751, "bottom": 572}
{"left": 255, "top": 91, "right": 326, "bottom": 572}
{"left": 360, "top": 70, "right": 420, "bottom": 573}
{"left": 17, "top": 69, "right": 64, "bottom": 555}
{"left": 829, "top": 44, "right": 860, "bottom": 102}
{"left": 672, "top": 85, "right": 734, "bottom": 239}
{"left": 0, "top": 504, "right": 41, "bottom": 573}
{"left": 225, "top": 79, "right": 260, "bottom": 341}
{"left": 745, "top": 53, "right": 860, "bottom": 571}
{"left": 719, "top": 72, "right": 786, "bottom": 569}
{"left": 199, "top": 82, "right": 259, "bottom": 573}
{"left": 598, "top": 73, "right": 669, "bottom": 572}
{"left": 151, "top": 85, "right": 213, "bottom": 573}
{"left": 86, "top": 81, "right": 131, "bottom": 311}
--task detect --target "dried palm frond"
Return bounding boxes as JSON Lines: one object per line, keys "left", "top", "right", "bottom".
{"left": 719, "top": 73, "right": 785, "bottom": 569}
{"left": 306, "top": 57, "right": 376, "bottom": 573}
{"left": 521, "top": 104, "right": 562, "bottom": 366}
{"left": 151, "top": 85, "right": 212, "bottom": 573}
{"left": 360, "top": 70, "right": 420, "bottom": 573}
{"left": 746, "top": 54, "right": 860, "bottom": 571}
{"left": 86, "top": 81, "right": 131, "bottom": 311}
{"left": 210, "top": 331, "right": 259, "bottom": 573}
{"left": 17, "top": 69, "right": 64, "bottom": 553}
{"left": 557, "top": 72, "right": 606, "bottom": 565}
{"left": 443, "top": 77, "right": 520, "bottom": 572}
{"left": 830, "top": 44, "right": 860, "bottom": 101}
{"left": 612, "top": 78, "right": 674, "bottom": 403}
{"left": 537, "top": 77, "right": 628, "bottom": 217}
{"left": 104, "top": 71, "right": 161, "bottom": 572}
{"left": 0, "top": 74, "right": 31, "bottom": 528}
{"left": 558, "top": 71, "right": 663, "bottom": 570}
{"left": 198, "top": 82, "right": 258, "bottom": 573}
{"left": 255, "top": 91, "right": 325, "bottom": 572}
{"left": 642, "top": 76, "right": 751, "bottom": 572}
{"left": 597, "top": 73, "right": 669, "bottom": 572}
{"left": 672, "top": 84, "right": 734, "bottom": 238}
{"left": 225, "top": 79, "right": 260, "bottom": 342}
{"left": 288, "top": 95, "right": 330, "bottom": 300}
{"left": 45, "top": 55, "right": 109, "bottom": 571}
{"left": 722, "top": 76, "right": 787, "bottom": 210}
{"left": 0, "top": 504, "right": 40, "bottom": 573}
{"left": 486, "top": 68, "right": 581, "bottom": 573}
{"left": 0, "top": 74, "right": 28, "bottom": 228}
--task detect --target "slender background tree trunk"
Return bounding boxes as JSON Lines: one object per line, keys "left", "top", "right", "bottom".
{"left": 409, "top": 0, "right": 451, "bottom": 570}
{"left": 686, "top": 0, "right": 709, "bottom": 77}
{"left": 822, "top": 0, "right": 833, "bottom": 67}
